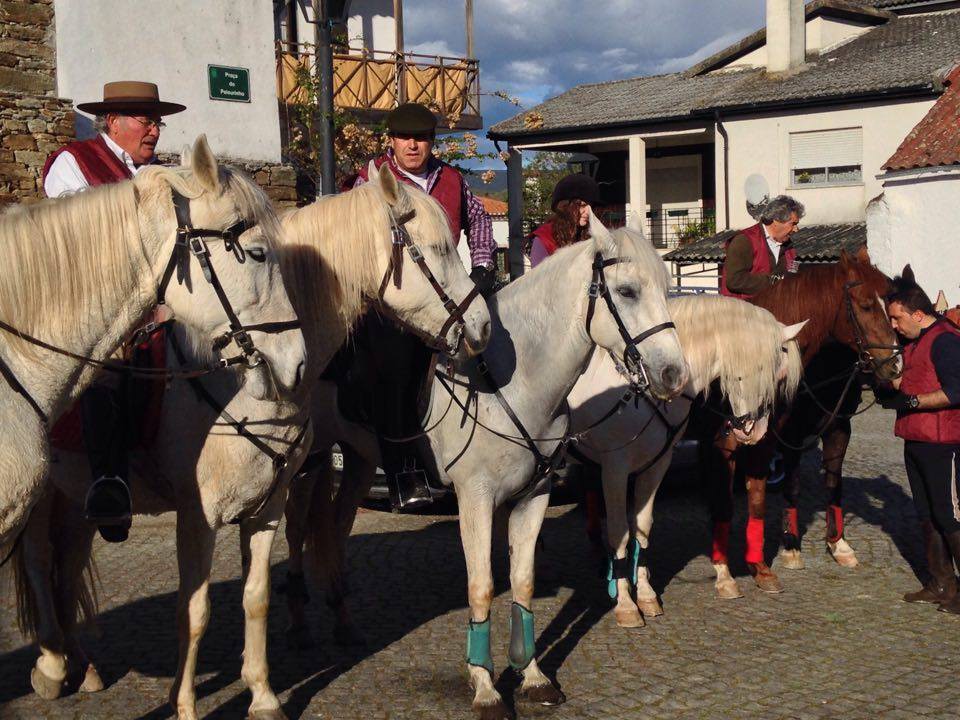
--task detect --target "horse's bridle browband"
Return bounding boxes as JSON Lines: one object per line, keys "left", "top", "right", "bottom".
{"left": 158, "top": 192, "right": 301, "bottom": 367}
{"left": 843, "top": 280, "right": 901, "bottom": 374}
{"left": 586, "top": 252, "right": 676, "bottom": 391}
{"left": 377, "top": 208, "right": 479, "bottom": 355}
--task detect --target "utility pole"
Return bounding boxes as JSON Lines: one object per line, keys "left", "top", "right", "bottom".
{"left": 312, "top": 0, "right": 336, "bottom": 197}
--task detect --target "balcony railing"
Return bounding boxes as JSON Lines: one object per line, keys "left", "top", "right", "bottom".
{"left": 646, "top": 205, "right": 716, "bottom": 250}
{"left": 276, "top": 42, "right": 482, "bottom": 130}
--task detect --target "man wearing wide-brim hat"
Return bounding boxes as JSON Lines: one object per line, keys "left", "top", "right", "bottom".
{"left": 41, "top": 81, "right": 184, "bottom": 544}
{"left": 43, "top": 80, "right": 185, "bottom": 198}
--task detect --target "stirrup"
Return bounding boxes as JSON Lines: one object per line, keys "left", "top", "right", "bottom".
{"left": 387, "top": 460, "right": 433, "bottom": 512}
{"left": 84, "top": 476, "right": 132, "bottom": 525}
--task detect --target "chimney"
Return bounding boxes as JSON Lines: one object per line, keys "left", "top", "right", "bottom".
{"left": 766, "top": 0, "right": 805, "bottom": 73}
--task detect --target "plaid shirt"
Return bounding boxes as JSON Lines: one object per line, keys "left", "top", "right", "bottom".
{"left": 354, "top": 150, "right": 496, "bottom": 269}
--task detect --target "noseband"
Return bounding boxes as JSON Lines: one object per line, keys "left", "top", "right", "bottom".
{"left": 585, "top": 252, "right": 676, "bottom": 391}
{"left": 843, "top": 280, "right": 901, "bottom": 375}
{"left": 377, "top": 209, "right": 479, "bottom": 355}
{"left": 156, "top": 192, "right": 301, "bottom": 368}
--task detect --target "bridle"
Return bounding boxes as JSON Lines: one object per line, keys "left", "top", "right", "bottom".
{"left": 157, "top": 191, "right": 301, "bottom": 368}
{"left": 377, "top": 208, "right": 480, "bottom": 355}
{"left": 585, "top": 252, "right": 676, "bottom": 392}
{"left": 842, "top": 280, "right": 901, "bottom": 375}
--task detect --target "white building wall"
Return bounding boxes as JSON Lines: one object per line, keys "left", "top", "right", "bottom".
{"left": 723, "top": 16, "right": 874, "bottom": 70}
{"left": 347, "top": 0, "right": 398, "bottom": 53}
{"left": 868, "top": 168, "right": 960, "bottom": 305}
{"left": 720, "top": 98, "right": 935, "bottom": 229}
{"left": 54, "top": 0, "right": 282, "bottom": 162}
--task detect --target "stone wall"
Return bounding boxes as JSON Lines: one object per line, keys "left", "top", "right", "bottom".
{"left": 0, "top": 0, "right": 70, "bottom": 207}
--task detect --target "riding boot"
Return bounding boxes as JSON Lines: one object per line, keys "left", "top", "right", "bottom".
{"left": 937, "top": 531, "right": 960, "bottom": 614}
{"left": 903, "top": 520, "right": 955, "bottom": 604}
{"left": 80, "top": 384, "right": 132, "bottom": 543}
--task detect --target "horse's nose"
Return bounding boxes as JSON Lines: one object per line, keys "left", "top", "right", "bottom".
{"left": 660, "top": 364, "right": 684, "bottom": 393}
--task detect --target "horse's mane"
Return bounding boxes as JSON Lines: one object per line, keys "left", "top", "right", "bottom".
{"left": 0, "top": 180, "right": 144, "bottom": 358}
{"left": 670, "top": 295, "right": 802, "bottom": 411}
{"left": 279, "top": 179, "right": 452, "bottom": 331}
{"left": 752, "top": 259, "right": 889, "bottom": 352}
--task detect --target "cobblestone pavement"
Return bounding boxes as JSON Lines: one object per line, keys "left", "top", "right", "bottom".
{"left": 3, "top": 405, "right": 960, "bottom": 719}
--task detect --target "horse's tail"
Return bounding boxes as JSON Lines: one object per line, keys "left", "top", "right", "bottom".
{"left": 9, "top": 490, "right": 100, "bottom": 641}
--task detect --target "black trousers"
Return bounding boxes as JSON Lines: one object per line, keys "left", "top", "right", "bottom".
{"left": 904, "top": 440, "right": 960, "bottom": 534}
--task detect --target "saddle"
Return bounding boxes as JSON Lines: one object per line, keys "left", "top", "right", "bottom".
{"left": 49, "top": 323, "right": 168, "bottom": 453}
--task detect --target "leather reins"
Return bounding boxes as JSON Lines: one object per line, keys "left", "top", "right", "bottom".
{"left": 377, "top": 208, "right": 479, "bottom": 355}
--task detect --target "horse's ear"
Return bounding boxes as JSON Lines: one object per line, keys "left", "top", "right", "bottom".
{"left": 855, "top": 244, "right": 871, "bottom": 264}
{"left": 191, "top": 135, "right": 220, "bottom": 193}
{"left": 902, "top": 264, "right": 915, "bottom": 283}
{"left": 935, "top": 290, "right": 949, "bottom": 313}
{"left": 589, "top": 209, "right": 613, "bottom": 249}
{"left": 180, "top": 144, "right": 192, "bottom": 168}
{"left": 377, "top": 162, "right": 400, "bottom": 206}
{"left": 781, "top": 319, "right": 807, "bottom": 343}
{"left": 625, "top": 211, "right": 646, "bottom": 237}
{"left": 366, "top": 159, "right": 380, "bottom": 183}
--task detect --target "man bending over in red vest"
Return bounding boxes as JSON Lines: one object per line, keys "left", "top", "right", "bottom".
{"left": 881, "top": 274, "right": 960, "bottom": 615}
{"left": 43, "top": 81, "right": 185, "bottom": 542}
{"left": 720, "top": 195, "right": 803, "bottom": 298}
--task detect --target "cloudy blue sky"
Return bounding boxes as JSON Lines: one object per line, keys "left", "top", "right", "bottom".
{"left": 402, "top": 0, "right": 768, "bottom": 154}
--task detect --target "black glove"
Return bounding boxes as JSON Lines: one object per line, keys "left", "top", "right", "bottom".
{"left": 470, "top": 265, "right": 496, "bottom": 297}
{"left": 879, "top": 391, "right": 918, "bottom": 412}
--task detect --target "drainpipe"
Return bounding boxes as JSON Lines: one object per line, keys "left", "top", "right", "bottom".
{"left": 715, "top": 110, "right": 730, "bottom": 230}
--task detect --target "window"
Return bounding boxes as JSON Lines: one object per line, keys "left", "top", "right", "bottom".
{"left": 790, "top": 128, "right": 863, "bottom": 186}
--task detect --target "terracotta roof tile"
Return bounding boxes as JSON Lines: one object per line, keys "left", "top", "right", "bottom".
{"left": 883, "top": 63, "right": 960, "bottom": 170}
{"left": 478, "top": 196, "right": 508, "bottom": 216}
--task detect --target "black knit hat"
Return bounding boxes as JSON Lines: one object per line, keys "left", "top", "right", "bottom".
{"left": 551, "top": 173, "right": 601, "bottom": 210}
{"left": 386, "top": 103, "right": 438, "bottom": 135}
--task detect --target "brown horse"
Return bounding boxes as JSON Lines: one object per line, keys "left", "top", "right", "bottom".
{"left": 701, "top": 246, "right": 901, "bottom": 598}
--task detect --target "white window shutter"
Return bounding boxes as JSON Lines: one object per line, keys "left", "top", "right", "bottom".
{"left": 790, "top": 128, "right": 862, "bottom": 168}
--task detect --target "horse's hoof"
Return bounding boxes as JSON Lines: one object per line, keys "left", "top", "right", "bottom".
{"left": 614, "top": 605, "right": 645, "bottom": 628}
{"left": 248, "top": 710, "right": 288, "bottom": 720}
{"left": 778, "top": 548, "right": 805, "bottom": 571}
{"left": 333, "top": 622, "right": 367, "bottom": 648}
{"left": 749, "top": 563, "right": 784, "bottom": 594}
{"left": 828, "top": 540, "right": 859, "bottom": 568}
{"left": 715, "top": 578, "right": 744, "bottom": 600}
{"left": 285, "top": 625, "right": 315, "bottom": 651}
{"left": 30, "top": 667, "right": 65, "bottom": 700}
{"left": 78, "top": 664, "right": 105, "bottom": 693}
{"left": 636, "top": 597, "right": 663, "bottom": 617}
{"left": 520, "top": 682, "right": 566, "bottom": 706}
{"left": 474, "top": 699, "right": 513, "bottom": 720}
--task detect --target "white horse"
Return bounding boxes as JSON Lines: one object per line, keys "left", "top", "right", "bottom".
{"left": 568, "top": 295, "right": 804, "bottom": 627}
{"left": 11, "top": 163, "right": 490, "bottom": 720}
{"left": 0, "top": 135, "right": 306, "bottom": 553}
{"left": 286, "top": 214, "right": 689, "bottom": 719}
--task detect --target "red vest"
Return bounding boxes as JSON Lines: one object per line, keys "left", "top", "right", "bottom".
{"left": 720, "top": 223, "right": 797, "bottom": 299}
{"left": 531, "top": 221, "right": 557, "bottom": 255}
{"left": 42, "top": 135, "right": 133, "bottom": 192}
{"left": 357, "top": 155, "right": 465, "bottom": 241}
{"left": 895, "top": 321, "right": 960, "bottom": 444}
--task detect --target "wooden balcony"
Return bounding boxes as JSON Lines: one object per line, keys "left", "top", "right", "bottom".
{"left": 276, "top": 42, "right": 482, "bottom": 131}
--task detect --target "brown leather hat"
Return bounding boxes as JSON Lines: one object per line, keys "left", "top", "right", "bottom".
{"left": 76, "top": 81, "right": 186, "bottom": 116}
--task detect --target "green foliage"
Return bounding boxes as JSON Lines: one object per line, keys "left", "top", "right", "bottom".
{"left": 522, "top": 151, "right": 571, "bottom": 226}
{"left": 676, "top": 216, "right": 717, "bottom": 245}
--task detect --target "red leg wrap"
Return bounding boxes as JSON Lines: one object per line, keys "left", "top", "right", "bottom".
{"left": 711, "top": 521, "right": 731, "bottom": 564}
{"left": 785, "top": 507, "right": 799, "bottom": 538}
{"left": 745, "top": 516, "right": 765, "bottom": 565}
{"left": 827, "top": 504, "right": 844, "bottom": 544}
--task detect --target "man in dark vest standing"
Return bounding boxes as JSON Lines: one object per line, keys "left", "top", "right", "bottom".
{"left": 42, "top": 81, "right": 185, "bottom": 541}
{"left": 349, "top": 103, "right": 496, "bottom": 510}
{"left": 881, "top": 275, "right": 960, "bottom": 615}
{"left": 720, "top": 195, "right": 804, "bottom": 298}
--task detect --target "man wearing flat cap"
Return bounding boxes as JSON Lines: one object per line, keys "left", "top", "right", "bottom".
{"left": 43, "top": 80, "right": 185, "bottom": 198}
{"left": 42, "top": 81, "right": 185, "bottom": 543}
{"left": 345, "top": 103, "right": 495, "bottom": 510}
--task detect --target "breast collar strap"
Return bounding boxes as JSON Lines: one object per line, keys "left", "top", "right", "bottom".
{"left": 377, "top": 208, "right": 478, "bottom": 355}
{"left": 585, "top": 252, "right": 675, "bottom": 391}
{"left": 156, "top": 191, "right": 301, "bottom": 367}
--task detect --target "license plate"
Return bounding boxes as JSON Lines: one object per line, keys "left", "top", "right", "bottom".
{"left": 331, "top": 451, "right": 344, "bottom": 471}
